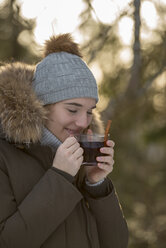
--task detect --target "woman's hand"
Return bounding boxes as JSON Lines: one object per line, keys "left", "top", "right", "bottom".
{"left": 84, "top": 140, "right": 115, "bottom": 183}
{"left": 52, "top": 137, "right": 84, "bottom": 176}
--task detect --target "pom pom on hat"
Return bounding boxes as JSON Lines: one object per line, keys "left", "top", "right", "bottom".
{"left": 44, "top": 33, "right": 82, "bottom": 58}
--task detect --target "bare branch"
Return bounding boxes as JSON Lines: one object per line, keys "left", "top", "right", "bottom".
{"left": 125, "top": 0, "right": 141, "bottom": 97}
{"left": 80, "top": 0, "right": 134, "bottom": 64}
{"left": 139, "top": 65, "right": 166, "bottom": 95}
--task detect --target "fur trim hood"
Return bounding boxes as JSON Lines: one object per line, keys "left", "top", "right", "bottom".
{"left": 0, "top": 62, "right": 47, "bottom": 144}
{"left": 0, "top": 63, "right": 103, "bottom": 144}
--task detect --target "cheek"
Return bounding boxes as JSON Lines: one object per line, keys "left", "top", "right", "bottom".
{"left": 58, "top": 113, "right": 74, "bottom": 127}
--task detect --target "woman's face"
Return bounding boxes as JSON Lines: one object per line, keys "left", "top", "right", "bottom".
{"left": 45, "top": 97, "right": 96, "bottom": 142}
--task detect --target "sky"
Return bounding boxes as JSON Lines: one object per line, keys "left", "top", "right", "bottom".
{"left": 0, "top": 0, "right": 163, "bottom": 74}
{"left": 17, "top": 0, "right": 164, "bottom": 90}
{"left": 0, "top": 0, "right": 164, "bottom": 45}
{"left": 16, "top": 0, "right": 159, "bottom": 46}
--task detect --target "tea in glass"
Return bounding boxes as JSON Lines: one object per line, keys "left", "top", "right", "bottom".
{"left": 78, "top": 133, "right": 107, "bottom": 166}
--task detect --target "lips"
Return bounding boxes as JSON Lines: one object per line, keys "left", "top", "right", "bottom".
{"left": 65, "top": 128, "right": 82, "bottom": 135}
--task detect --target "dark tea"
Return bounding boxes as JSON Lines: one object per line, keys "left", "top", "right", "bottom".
{"left": 77, "top": 133, "right": 108, "bottom": 166}
{"left": 80, "top": 141, "right": 105, "bottom": 166}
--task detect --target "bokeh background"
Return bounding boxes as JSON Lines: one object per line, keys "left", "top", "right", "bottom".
{"left": 0, "top": 0, "right": 166, "bottom": 247}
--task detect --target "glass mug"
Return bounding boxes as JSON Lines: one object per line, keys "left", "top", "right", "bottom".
{"left": 76, "top": 133, "right": 109, "bottom": 166}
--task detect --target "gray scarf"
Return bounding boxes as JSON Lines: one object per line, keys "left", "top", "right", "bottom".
{"left": 40, "top": 127, "right": 62, "bottom": 152}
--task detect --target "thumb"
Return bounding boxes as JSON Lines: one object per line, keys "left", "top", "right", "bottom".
{"left": 87, "top": 129, "right": 93, "bottom": 142}
{"left": 87, "top": 129, "right": 93, "bottom": 135}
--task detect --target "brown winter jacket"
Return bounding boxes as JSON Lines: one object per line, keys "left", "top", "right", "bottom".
{"left": 0, "top": 63, "right": 128, "bottom": 248}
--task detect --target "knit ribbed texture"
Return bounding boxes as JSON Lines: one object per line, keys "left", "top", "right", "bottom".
{"left": 85, "top": 178, "right": 105, "bottom": 186}
{"left": 32, "top": 52, "right": 98, "bottom": 105}
{"left": 40, "top": 127, "right": 61, "bottom": 152}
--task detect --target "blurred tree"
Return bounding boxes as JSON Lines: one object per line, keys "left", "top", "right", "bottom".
{"left": 0, "top": 0, "right": 40, "bottom": 63}
{"left": 79, "top": 0, "right": 166, "bottom": 247}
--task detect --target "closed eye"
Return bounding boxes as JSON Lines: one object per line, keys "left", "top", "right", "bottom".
{"left": 68, "top": 109, "right": 92, "bottom": 115}
{"left": 68, "top": 109, "right": 77, "bottom": 113}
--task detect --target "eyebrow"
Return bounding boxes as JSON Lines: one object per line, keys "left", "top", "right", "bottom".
{"left": 64, "top": 102, "right": 96, "bottom": 109}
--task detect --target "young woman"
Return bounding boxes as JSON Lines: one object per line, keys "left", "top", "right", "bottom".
{"left": 0, "top": 34, "right": 128, "bottom": 248}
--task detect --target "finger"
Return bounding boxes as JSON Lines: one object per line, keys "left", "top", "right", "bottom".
{"left": 68, "top": 141, "right": 80, "bottom": 154}
{"left": 77, "top": 155, "right": 83, "bottom": 165}
{"left": 98, "top": 162, "right": 114, "bottom": 172}
{"left": 63, "top": 136, "right": 78, "bottom": 148}
{"left": 100, "top": 147, "right": 114, "bottom": 157}
{"left": 73, "top": 147, "right": 84, "bottom": 160}
{"left": 106, "top": 140, "right": 115, "bottom": 147}
{"left": 96, "top": 156, "right": 114, "bottom": 165}
{"left": 87, "top": 129, "right": 93, "bottom": 135}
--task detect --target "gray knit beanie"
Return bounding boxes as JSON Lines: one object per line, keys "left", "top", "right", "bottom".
{"left": 32, "top": 34, "right": 98, "bottom": 105}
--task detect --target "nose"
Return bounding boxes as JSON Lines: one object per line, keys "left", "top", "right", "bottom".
{"left": 75, "top": 114, "right": 89, "bottom": 129}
